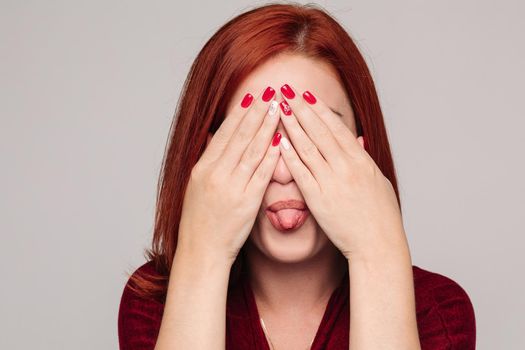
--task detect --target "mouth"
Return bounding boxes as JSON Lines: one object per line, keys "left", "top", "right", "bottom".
{"left": 265, "top": 199, "right": 310, "bottom": 232}
{"left": 266, "top": 199, "right": 308, "bottom": 212}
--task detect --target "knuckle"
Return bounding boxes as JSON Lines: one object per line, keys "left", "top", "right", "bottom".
{"left": 254, "top": 167, "right": 267, "bottom": 181}
{"left": 235, "top": 127, "right": 249, "bottom": 142}
{"left": 289, "top": 103, "right": 301, "bottom": 116}
{"left": 295, "top": 104, "right": 309, "bottom": 118}
{"left": 300, "top": 142, "right": 317, "bottom": 157}
{"left": 253, "top": 99, "right": 269, "bottom": 115}
{"left": 206, "top": 168, "right": 224, "bottom": 188}
{"left": 318, "top": 126, "right": 331, "bottom": 139}
{"left": 245, "top": 145, "right": 261, "bottom": 163}
{"left": 237, "top": 159, "right": 251, "bottom": 175}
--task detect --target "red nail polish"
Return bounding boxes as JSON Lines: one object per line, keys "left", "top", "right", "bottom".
{"left": 303, "top": 91, "right": 317, "bottom": 104}
{"left": 280, "top": 101, "right": 292, "bottom": 116}
{"left": 241, "top": 93, "right": 253, "bottom": 108}
{"left": 262, "top": 86, "right": 275, "bottom": 102}
{"left": 272, "top": 132, "right": 282, "bottom": 146}
{"left": 280, "top": 84, "right": 295, "bottom": 99}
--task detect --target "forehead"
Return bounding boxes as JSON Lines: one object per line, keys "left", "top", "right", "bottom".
{"left": 227, "top": 53, "right": 356, "bottom": 131}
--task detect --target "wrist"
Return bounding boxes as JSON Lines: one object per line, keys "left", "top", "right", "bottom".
{"left": 174, "top": 242, "right": 235, "bottom": 272}
{"left": 348, "top": 240, "right": 412, "bottom": 268}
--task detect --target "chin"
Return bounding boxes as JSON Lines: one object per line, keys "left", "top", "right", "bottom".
{"left": 247, "top": 213, "right": 326, "bottom": 264}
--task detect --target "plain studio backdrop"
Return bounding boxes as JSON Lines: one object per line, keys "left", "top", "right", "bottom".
{"left": 1, "top": 0, "right": 523, "bottom": 349}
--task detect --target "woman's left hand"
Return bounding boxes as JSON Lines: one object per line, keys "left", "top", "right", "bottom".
{"left": 277, "top": 84, "right": 409, "bottom": 262}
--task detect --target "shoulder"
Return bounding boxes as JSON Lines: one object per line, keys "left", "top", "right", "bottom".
{"left": 131, "top": 260, "right": 161, "bottom": 280}
{"left": 119, "top": 260, "right": 164, "bottom": 305}
{"left": 411, "top": 265, "right": 476, "bottom": 349}
{"left": 411, "top": 264, "right": 476, "bottom": 316}
{"left": 412, "top": 265, "right": 474, "bottom": 305}
{"left": 118, "top": 260, "right": 165, "bottom": 349}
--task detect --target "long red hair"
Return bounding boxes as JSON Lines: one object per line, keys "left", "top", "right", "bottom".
{"left": 125, "top": 3, "right": 402, "bottom": 302}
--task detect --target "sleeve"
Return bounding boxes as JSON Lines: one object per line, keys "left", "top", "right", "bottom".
{"left": 117, "top": 277, "right": 164, "bottom": 350}
{"left": 418, "top": 276, "right": 477, "bottom": 350}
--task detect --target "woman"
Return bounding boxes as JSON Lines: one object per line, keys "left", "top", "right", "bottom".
{"left": 118, "top": 3, "right": 476, "bottom": 350}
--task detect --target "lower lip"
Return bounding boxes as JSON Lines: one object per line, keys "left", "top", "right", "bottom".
{"left": 265, "top": 209, "right": 310, "bottom": 232}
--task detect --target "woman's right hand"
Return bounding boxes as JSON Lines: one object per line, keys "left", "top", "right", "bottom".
{"left": 177, "top": 86, "right": 282, "bottom": 265}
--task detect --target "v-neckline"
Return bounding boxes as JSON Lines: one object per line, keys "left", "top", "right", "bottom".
{"left": 242, "top": 269, "right": 349, "bottom": 350}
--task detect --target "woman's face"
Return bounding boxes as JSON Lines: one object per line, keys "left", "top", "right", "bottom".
{"left": 210, "top": 53, "right": 358, "bottom": 263}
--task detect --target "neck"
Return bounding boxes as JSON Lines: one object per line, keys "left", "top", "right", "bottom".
{"left": 244, "top": 238, "right": 348, "bottom": 316}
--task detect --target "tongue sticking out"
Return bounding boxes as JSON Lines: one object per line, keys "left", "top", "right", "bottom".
{"left": 274, "top": 209, "right": 305, "bottom": 229}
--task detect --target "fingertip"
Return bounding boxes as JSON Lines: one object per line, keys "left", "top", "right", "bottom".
{"left": 280, "top": 136, "right": 291, "bottom": 151}
{"left": 240, "top": 92, "right": 254, "bottom": 108}
{"left": 271, "top": 131, "right": 282, "bottom": 147}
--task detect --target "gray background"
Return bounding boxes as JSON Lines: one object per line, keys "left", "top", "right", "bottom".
{"left": 1, "top": 0, "right": 523, "bottom": 349}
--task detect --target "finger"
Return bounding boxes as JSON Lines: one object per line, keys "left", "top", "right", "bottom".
{"left": 300, "top": 89, "right": 362, "bottom": 156}
{"left": 280, "top": 83, "right": 347, "bottom": 169}
{"left": 233, "top": 99, "right": 280, "bottom": 185}
{"left": 278, "top": 100, "right": 330, "bottom": 182}
{"left": 220, "top": 86, "right": 276, "bottom": 173}
{"left": 277, "top": 135, "right": 321, "bottom": 199}
{"left": 199, "top": 92, "right": 255, "bottom": 165}
{"left": 246, "top": 130, "right": 282, "bottom": 196}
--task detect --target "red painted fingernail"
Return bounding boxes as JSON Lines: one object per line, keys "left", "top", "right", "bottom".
{"left": 280, "top": 84, "right": 295, "bottom": 99}
{"left": 241, "top": 93, "right": 253, "bottom": 108}
{"left": 279, "top": 101, "right": 292, "bottom": 116}
{"left": 272, "top": 132, "right": 282, "bottom": 146}
{"left": 303, "top": 91, "right": 317, "bottom": 104}
{"left": 262, "top": 86, "right": 275, "bottom": 102}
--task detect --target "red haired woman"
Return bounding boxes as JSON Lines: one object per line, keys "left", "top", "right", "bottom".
{"left": 118, "top": 3, "right": 476, "bottom": 350}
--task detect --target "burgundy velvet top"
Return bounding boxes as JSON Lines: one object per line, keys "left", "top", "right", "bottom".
{"left": 118, "top": 261, "right": 476, "bottom": 349}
